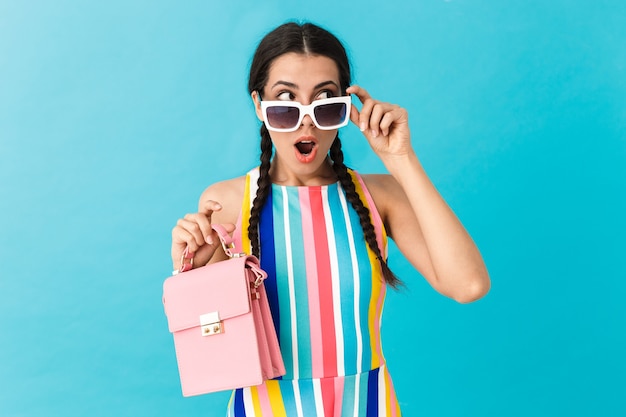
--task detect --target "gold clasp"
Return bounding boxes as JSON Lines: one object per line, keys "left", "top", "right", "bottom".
{"left": 200, "top": 312, "right": 223, "bottom": 336}
{"left": 220, "top": 239, "right": 246, "bottom": 259}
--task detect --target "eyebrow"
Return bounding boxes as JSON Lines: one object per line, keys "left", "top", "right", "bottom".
{"left": 270, "top": 80, "right": 339, "bottom": 90}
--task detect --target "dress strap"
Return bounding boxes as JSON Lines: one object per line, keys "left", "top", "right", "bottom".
{"left": 233, "top": 167, "right": 259, "bottom": 255}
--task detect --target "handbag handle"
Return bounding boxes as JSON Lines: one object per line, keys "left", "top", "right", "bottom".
{"left": 210, "top": 225, "right": 266, "bottom": 287}
{"left": 177, "top": 224, "right": 247, "bottom": 274}
{"left": 211, "top": 224, "right": 245, "bottom": 258}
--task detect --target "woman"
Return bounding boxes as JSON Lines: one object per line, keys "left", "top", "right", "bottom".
{"left": 171, "top": 22, "right": 490, "bottom": 416}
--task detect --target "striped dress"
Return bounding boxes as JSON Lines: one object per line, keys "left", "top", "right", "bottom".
{"left": 227, "top": 167, "right": 401, "bottom": 417}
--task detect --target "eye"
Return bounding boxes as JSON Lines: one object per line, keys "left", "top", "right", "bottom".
{"left": 316, "top": 90, "right": 334, "bottom": 100}
{"left": 277, "top": 91, "right": 294, "bottom": 101}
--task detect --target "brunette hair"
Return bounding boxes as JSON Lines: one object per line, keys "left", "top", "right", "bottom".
{"left": 247, "top": 22, "right": 400, "bottom": 287}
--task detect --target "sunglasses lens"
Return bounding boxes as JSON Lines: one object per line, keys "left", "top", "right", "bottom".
{"left": 314, "top": 102, "right": 348, "bottom": 127}
{"left": 265, "top": 106, "right": 300, "bottom": 130}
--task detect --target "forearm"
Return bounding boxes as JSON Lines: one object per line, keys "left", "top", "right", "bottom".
{"left": 385, "top": 152, "right": 490, "bottom": 302}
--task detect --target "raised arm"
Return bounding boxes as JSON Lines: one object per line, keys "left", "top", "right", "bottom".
{"left": 347, "top": 85, "right": 490, "bottom": 303}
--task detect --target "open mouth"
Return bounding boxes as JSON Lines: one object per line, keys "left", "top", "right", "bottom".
{"left": 295, "top": 140, "right": 315, "bottom": 156}
{"left": 293, "top": 136, "right": 318, "bottom": 163}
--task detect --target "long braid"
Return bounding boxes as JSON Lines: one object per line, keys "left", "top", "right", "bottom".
{"left": 247, "top": 125, "right": 273, "bottom": 258}
{"left": 330, "top": 137, "right": 402, "bottom": 288}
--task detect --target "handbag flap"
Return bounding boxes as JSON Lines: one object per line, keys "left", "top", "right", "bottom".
{"left": 162, "top": 256, "right": 252, "bottom": 333}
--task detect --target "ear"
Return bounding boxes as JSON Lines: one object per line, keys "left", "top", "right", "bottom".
{"left": 251, "top": 91, "right": 264, "bottom": 122}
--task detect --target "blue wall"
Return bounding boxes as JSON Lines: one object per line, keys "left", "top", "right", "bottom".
{"left": 1, "top": 1, "right": 625, "bottom": 416}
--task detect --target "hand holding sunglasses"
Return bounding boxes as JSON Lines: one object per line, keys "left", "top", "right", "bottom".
{"left": 346, "top": 85, "right": 412, "bottom": 159}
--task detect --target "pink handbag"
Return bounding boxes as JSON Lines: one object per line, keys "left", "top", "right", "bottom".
{"left": 162, "top": 224, "right": 285, "bottom": 397}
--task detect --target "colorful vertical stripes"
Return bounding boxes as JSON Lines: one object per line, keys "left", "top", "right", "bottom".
{"left": 227, "top": 365, "right": 400, "bottom": 417}
{"left": 228, "top": 168, "right": 401, "bottom": 416}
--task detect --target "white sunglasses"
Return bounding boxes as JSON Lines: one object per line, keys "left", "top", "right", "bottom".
{"left": 260, "top": 96, "right": 352, "bottom": 132}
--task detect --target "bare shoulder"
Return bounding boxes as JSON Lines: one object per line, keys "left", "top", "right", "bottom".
{"left": 360, "top": 173, "right": 409, "bottom": 228}
{"left": 360, "top": 173, "right": 405, "bottom": 203}
{"left": 198, "top": 176, "right": 247, "bottom": 224}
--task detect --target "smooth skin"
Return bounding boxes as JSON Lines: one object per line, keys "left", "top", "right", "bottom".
{"left": 171, "top": 53, "right": 490, "bottom": 303}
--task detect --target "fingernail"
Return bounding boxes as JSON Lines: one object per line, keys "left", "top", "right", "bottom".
{"left": 371, "top": 129, "right": 378, "bottom": 137}
{"left": 360, "top": 123, "right": 366, "bottom": 131}
{"left": 206, "top": 235, "right": 213, "bottom": 245}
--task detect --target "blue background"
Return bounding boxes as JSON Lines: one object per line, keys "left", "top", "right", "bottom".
{"left": 1, "top": 0, "right": 625, "bottom": 416}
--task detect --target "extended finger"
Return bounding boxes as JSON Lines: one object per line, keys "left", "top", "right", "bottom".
{"left": 357, "top": 98, "right": 377, "bottom": 132}
{"left": 198, "top": 199, "right": 223, "bottom": 217}
{"left": 346, "top": 85, "right": 372, "bottom": 104}
{"left": 188, "top": 212, "right": 215, "bottom": 244}
{"left": 368, "top": 103, "right": 388, "bottom": 137}
{"left": 347, "top": 85, "right": 375, "bottom": 131}
{"left": 198, "top": 200, "right": 223, "bottom": 242}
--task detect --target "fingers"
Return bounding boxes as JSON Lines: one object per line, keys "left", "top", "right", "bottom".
{"left": 170, "top": 198, "right": 239, "bottom": 271}
{"left": 172, "top": 200, "right": 223, "bottom": 254}
{"left": 180, "top": 213, "right": 212, "bottom": 246}
{"left": 197, "top": 199, "right": 224, "bottom": 244}
{"left": 379, "top": 107, "right": 407, "bottom": 137}
{"left": 347, "top": 85, "right": 372, "bottom": 132}
{"left": 347, "top": 85, "right": 404, "bottom": 138}
{"left": 199, "top": 199, "right": 223, "bottom": 215}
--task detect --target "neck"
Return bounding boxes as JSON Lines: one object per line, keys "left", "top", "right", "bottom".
{"left": 269, "top": 157, "right": 337, "bottom": 186}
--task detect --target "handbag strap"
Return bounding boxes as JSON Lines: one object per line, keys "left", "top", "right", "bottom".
{"left": 179, "top": 224, "right": 240, "bottom": 273}
{"left": 211, "top": 224, "right": 242, "bottom": 258}
{"left": 179, "top": 248, "right": 194, "bottom": 273}
{"left": 178, "top": 225, "right": 265, "bottom": 288}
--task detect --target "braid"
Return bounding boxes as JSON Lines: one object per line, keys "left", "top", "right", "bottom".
{"left": 247, "top": 125, "right": 273, "bottom": 258}
{"left": 330, "top": 138, "right": 402, "bottom": 288}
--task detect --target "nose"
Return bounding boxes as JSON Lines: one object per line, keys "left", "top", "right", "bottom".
{"left": 301, "top": 113, "right": 315, "bottom": 128}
